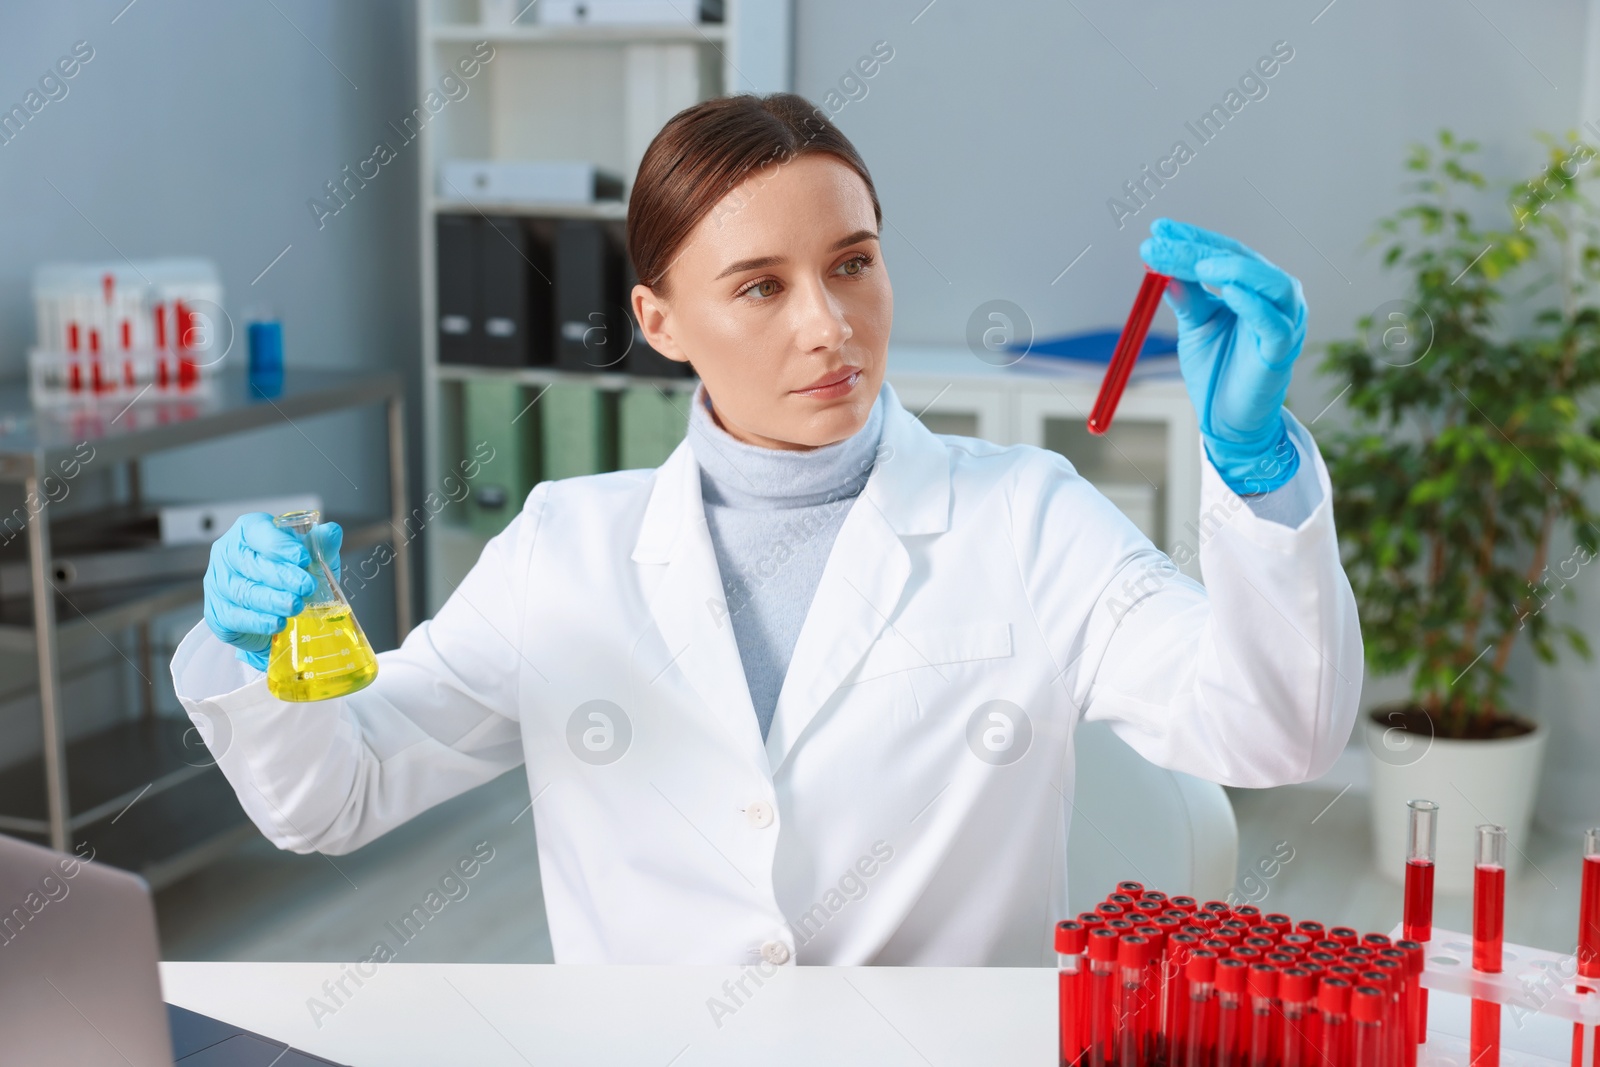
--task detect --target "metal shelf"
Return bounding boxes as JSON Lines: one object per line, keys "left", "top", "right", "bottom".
{"left": 0, "top": 368, "right": 412, "bottom": 864}
{"left": 0, "top": 515, "right": 395, "bottom": 653}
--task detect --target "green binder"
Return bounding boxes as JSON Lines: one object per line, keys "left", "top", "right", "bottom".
{"left": 462, "top": 377, "right": 540, "bottom": 536}
{"left": 619, "top": 386, "right": 689, "bottom": 470}
{"left": 540, "top": 382, "right": 619, "bottom": 481}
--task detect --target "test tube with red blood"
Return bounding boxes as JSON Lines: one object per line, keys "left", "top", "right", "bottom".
{"left": 1329, "top": 928, "right": 1359, "bottom": 948}
{"left": 1394, "top": 942, "right": 1425, "bottom": 1067}
{"left": 1403, "top": 802, "right": 1439, "bottom": 1049}
{"left": 1204, "top": 901, "right": 1233, "bottom": 922}
{"left": 1352, "top": 986, "right": 1386, "bottom": 1067}
{"left": 1297, "top": 921, "right": 1327, "bottom": 939}
{"left": 1186, "top": 950, "right": 1219, "bottom": 1067}
{"left": 1171, "top": 896, "right": 1200, "bottom": 916}
{"left": 1088, "top": 928, "right": 1120, "bottom": 1067}
{"left": 1246, "top": 964, "right": 1279, "bottom": 1067}
{"left": 1371, "top": 959, "right": 1405, "bottom": 1067}
{"left": 1098, "top": 901, "right": 1126, "bottom": 919}
{"left": 1280, "top": 968, "right": 1315, "bottom": 1067}
{"left": 1059, "top": 920, "right": 1089, "bottom": 1067}
{"left": 1216, "top": 958, "right": 1249, "bottom": 1067}
{"left": 1264, "top": 914, "right": 1293, "bottom": 938}
{"left": 1234, "top": 906, "right": 1263, "bottom": 922}
{"left": 1121, "top": 935, "right": 1154, "bottom": 1067}
{"left": 1404, "top": 802, "right": 1438, "bottom": 942}
{"left": 1089, "top": 269, "right": 1171, "bottom": 435}
{"left": 1472, "top": 825, "right": 1508, "bottom": 1067}
{"left": 1320, "top": 978, "right": 1352, "bottom": 1067}
{"left": 1143, "top": 891, "right": 1170, "bottom": 907}
{"left": 1169, "top": 933, "right": 1200, "bottom": 1061}
{"left": 1577, "top": 828, "right": 1600, "bottom": 1067}
{"left": 1119, "top": 880, "right": 1147, "bottom": 898}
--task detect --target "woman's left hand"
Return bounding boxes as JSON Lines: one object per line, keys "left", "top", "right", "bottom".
{"left": 1139, "top": 217, "right": 1307, "bottom": 495}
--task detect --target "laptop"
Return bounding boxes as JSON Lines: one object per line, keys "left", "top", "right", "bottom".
{"left": 0, "top": 830, "right": 348, "bottom": 1066}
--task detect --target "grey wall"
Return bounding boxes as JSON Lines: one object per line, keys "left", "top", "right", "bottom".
{"left": 0, "top": 0, "right": 419, "bottom": 760}
{"left": 796, "top": 0, "right": 1599, "bottom": 828}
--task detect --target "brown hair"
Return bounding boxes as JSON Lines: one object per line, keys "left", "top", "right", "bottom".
{"left": 626, "top": 92, "right": 882, "bottom": 294}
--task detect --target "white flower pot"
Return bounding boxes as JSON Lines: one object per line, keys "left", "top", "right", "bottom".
{"left": 1364, "top": 708, "right": 1547, "bottom": 894}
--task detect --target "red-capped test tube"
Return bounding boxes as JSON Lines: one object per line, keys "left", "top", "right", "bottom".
{"left": 1168, "top": 933, "right": 1201, "bottom": 1062}
{"left": 1216, "top": 958, "right": 1248, "bottom": 1067}
{"left": 1059, "top": 920, "right": 1089, "bottom": 1067}
{"left": 1088, "top": 928, "right": 1121, "bottom": 1067}
{"left": 1574, "top": 828, "right": 1600, "bottom": 1067}
{"left": 1187, "top": 950, "right": 1219, "bottom": 1067}
{"left": 1247, "top": 964, "right": 1279, "bottom": 1067}
{"left": 1472, "top": 825, "right": 1508, "bottom": 1067}
{"left": 1280, "top": 968, "right": 1315, "bottom": 1067}
{"left": 1320, "top": 977, "right": 1352, "bottom": 1067}
{"left": 1121, "top": 935, "right": 1154, "bottom": 1067}
{"left": 1395, "top": 941, "right": 1425, "bottom": 1066}
{"left": 1353, "top": 986, "right": 1386, "bottom": 1067}
{"left": 1089, "top": 269, "right": 1171, "bottom": 435}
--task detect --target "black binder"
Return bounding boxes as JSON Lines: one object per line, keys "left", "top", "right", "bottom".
{"left": 480, "top": 216, "right": 553, "bottom": 367}
{"left": 435, "top": 214, "right": 480, "bottom": 365}
{"left": 553, "top": 219, "right": 626, "bottom": 372}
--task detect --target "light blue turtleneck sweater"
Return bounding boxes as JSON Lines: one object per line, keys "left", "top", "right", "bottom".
{"left": 687, "top": 382, "right": 887, "bottom": 742}
{"left": 684, "top": 381, "right": 1318, "bottom": 743}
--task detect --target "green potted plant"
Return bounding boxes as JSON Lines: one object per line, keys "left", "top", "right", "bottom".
{"left": 1319, "top": 129, "right": 1600, "bottom": 891}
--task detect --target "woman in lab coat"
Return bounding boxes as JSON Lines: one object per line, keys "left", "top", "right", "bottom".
{"left": 177, "top": 93, "right": 1362, "bottom": 967}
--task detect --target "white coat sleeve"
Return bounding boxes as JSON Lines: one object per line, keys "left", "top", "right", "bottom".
{"left": 169, "top": 487, "right": 547, "bottom": 855}
{"left": 1015, "top": 408, "right": 1364, "bottom": 787}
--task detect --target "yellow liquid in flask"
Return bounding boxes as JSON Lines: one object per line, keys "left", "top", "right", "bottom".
{"left": 267, "top": 603, "right": 379, "bottom": 702}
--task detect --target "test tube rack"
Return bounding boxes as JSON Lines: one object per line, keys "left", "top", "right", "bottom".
{"left": 1389, "top": 925, "right": 1600, "bottom": 1027}
{"left": 28, "top": 258, "right": 225, "bottom": 408}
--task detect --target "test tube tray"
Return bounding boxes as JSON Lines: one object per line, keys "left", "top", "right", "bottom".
{"left": 1391, "top": 924, "right": 1600, "bottom": 1025}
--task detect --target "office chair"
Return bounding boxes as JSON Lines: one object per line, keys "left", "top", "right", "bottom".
{"left": 1066, "top": 719, "right": 1240, "bottom": 910}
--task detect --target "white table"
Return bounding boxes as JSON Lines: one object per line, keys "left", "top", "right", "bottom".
{"left": 160, "top": 962, "right": 1577, "bottom": 1067}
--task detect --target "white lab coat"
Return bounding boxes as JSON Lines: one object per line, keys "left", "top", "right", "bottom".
{"left": 171, "top": 382, "right": 1362, "bottom": 967}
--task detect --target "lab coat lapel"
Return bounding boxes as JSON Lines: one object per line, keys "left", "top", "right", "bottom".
{"left": 765, "top": 384, "right": 952, "bottom": 773}
{"left": 632, "top": 440, "right": 770, "bottom": 772}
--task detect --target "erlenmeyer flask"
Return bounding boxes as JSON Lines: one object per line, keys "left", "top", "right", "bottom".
{"left": 266, "top": 509, "right": 379, "bottom": 702}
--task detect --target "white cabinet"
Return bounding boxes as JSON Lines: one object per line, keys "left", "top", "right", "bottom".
{"left": 887, "top": 345, "right": 1202, "bottom": 581}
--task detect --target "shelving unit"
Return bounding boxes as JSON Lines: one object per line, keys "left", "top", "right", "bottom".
{"left": 414, "top": 0, "right": 792, "bottom": 610}
{"left": 0, "top": 370, "right": 411, "bottom": 886}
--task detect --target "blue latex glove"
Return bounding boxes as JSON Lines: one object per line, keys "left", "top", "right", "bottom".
{"left": 1138, "top": 217, "right": 1307, "bottom": 495}
{"left": 203, "top": 513, "right": 343, "bottom": 671}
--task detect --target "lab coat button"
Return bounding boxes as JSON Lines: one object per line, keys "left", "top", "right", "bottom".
{"left": 745, "top": 800, "right": 774, "bottom": 829}
{"left": 761, "top": 940, "right": 791, "bottom": 965}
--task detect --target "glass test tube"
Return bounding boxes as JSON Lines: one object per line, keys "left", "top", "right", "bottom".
{"left": 1187, "top": 951, "right": 1219, "bottom": 1067}
{"left": 1353, "top": 986, "right": 1385, "bottom": 1067}
{"left": 1280, "top": 968, "right": 1314, "bottom": 1067}
{"left": 1247, "top": 964, "right": 1279, "bottom": 1067}
{"left": 1404, "top": 800, "right": 1438, "bottom": 1053}
{"left": 1574, "top": 828, "right": 1600, "bottom": 1067}
{"left": 1321, "top": 978, "right": 1352, "bottom": 1067}
{"left": 1089, "top": 269, "right": 1171, "bottom": 434}
{"left": 1169, "top": 934, "right": 1200, "bottom": 1063}
{"left": 1216, "top": 958, "right": 1248, "bottom": 1067}
{"left": 1472, "top": 825, "right": 1508, "bottom": 1067}
{"left": 1121, "top": 935, "right": 1153, "bottom": 1067}
{"left": 1394, "top": 942, "right": 1425, "bottom": 1067}
{"left": 1089, "top": 929, "right": 1120, "bottom": 1067}
{"left": 1059, "top": 921, "right": 1089, "bottom": 1067}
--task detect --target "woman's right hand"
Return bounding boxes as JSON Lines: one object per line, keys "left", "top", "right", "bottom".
{"left": 203, "top": 513, "right": 315, "bottom": 671}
